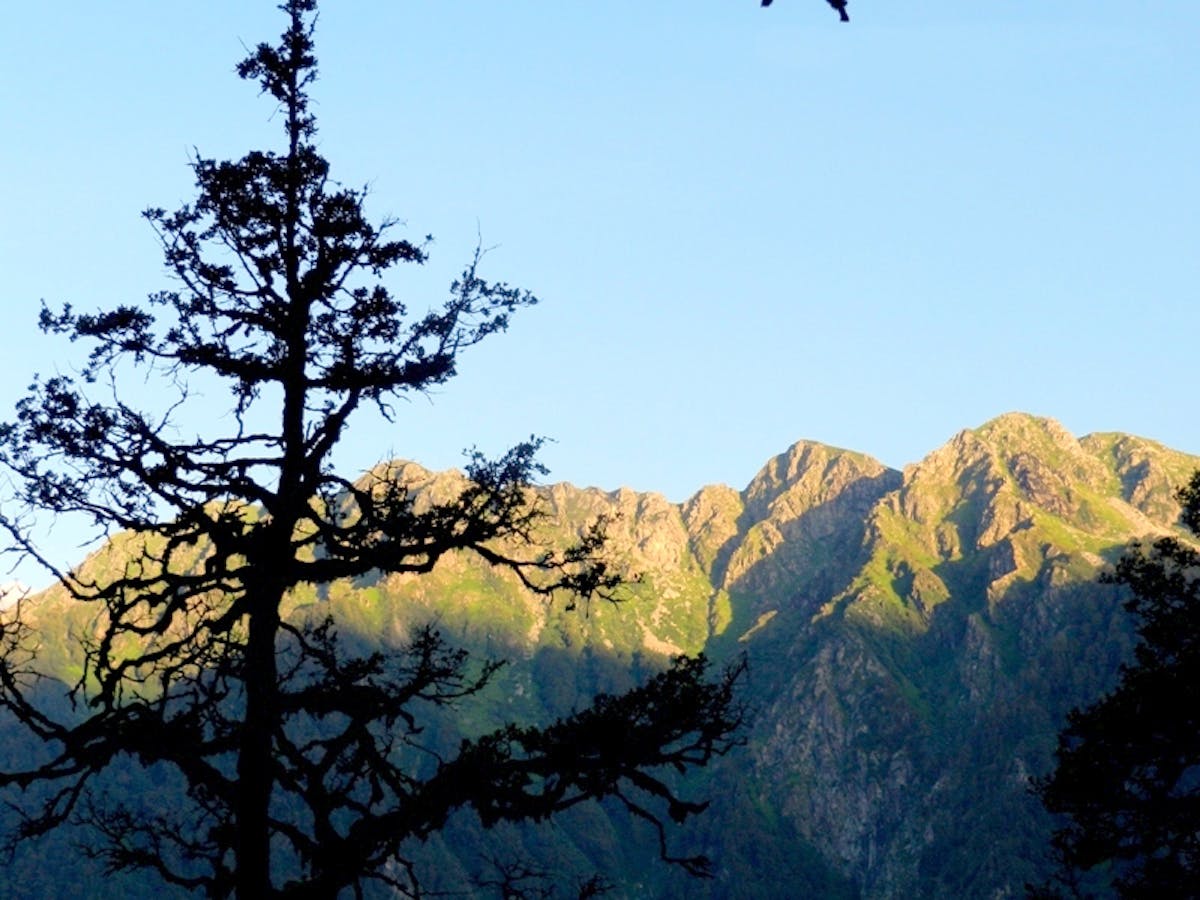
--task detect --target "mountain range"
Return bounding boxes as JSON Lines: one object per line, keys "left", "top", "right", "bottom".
{"left": 8, "top": 412, "right": 1196, "bottom": 897}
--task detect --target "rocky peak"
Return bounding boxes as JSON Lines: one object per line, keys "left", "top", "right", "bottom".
{"left": 973, "top": 413, "right": 1114, "bottom": 499}
{"left": 720, "top": 442, "right": 901, "bottom": 606}
{"left": 741, "top": 440, "right": 894, "bottom": 524}
{"left": 1080, "top": 432, "right": 1197, "bottom": 529}
{"left": 894, "top": 414, "right": 1128, "bottom": 548}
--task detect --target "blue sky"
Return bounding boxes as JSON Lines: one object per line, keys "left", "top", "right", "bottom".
{"left": 2, "top": 2, "right": 1199, "bottom": 578}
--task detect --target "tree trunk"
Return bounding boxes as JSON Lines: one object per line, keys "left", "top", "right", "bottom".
{"left": 235, "top": 592, "right": 281, "bottom": 898}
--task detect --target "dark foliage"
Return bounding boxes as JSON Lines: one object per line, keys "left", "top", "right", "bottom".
{"left": 1033, "top": 471, "right": 1200, "bottom": 897}
{"left": 761, "top": 0, "right": 850, "bottom": 22}
{"left": 0, "top": 3, "right": 744, "bottom": 897}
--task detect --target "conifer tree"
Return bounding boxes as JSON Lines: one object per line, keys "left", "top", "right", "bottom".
{"left": 0, "top": 4, "right": 743, "bottom": 896}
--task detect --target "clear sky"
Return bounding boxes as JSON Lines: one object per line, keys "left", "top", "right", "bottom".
{"left": 2, "top": 2, "right": 1199, "bottom": 579}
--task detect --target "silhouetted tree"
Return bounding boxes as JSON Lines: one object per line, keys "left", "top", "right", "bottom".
{"left": 0, "top": 3, "right": 744, "bottom": 897}
{"left": 761, "top": 0, "right": 850, "bottom": 21}
{"left": 1033, "top": 472, "right": 1200, "bottom": 897}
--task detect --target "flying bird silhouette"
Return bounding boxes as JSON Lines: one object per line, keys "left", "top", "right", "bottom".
{"left": 761, "top": 0, "right": 850, "bottom": 21}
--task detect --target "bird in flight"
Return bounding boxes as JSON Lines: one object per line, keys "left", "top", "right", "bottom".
{"left": 761, "top": 0, "right": 850, "bottom": 21}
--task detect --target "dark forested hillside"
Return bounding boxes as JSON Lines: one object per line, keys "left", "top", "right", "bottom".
{"left": 6, "top": 413, "right": 1192, "bottom": 897}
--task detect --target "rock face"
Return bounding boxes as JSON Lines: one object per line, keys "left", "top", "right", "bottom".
{"left": 15, "top": 413, "right": 1197, "bottom": 898}
{"left": 739, "top": 413, "right": 1174, "bottom": 896}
